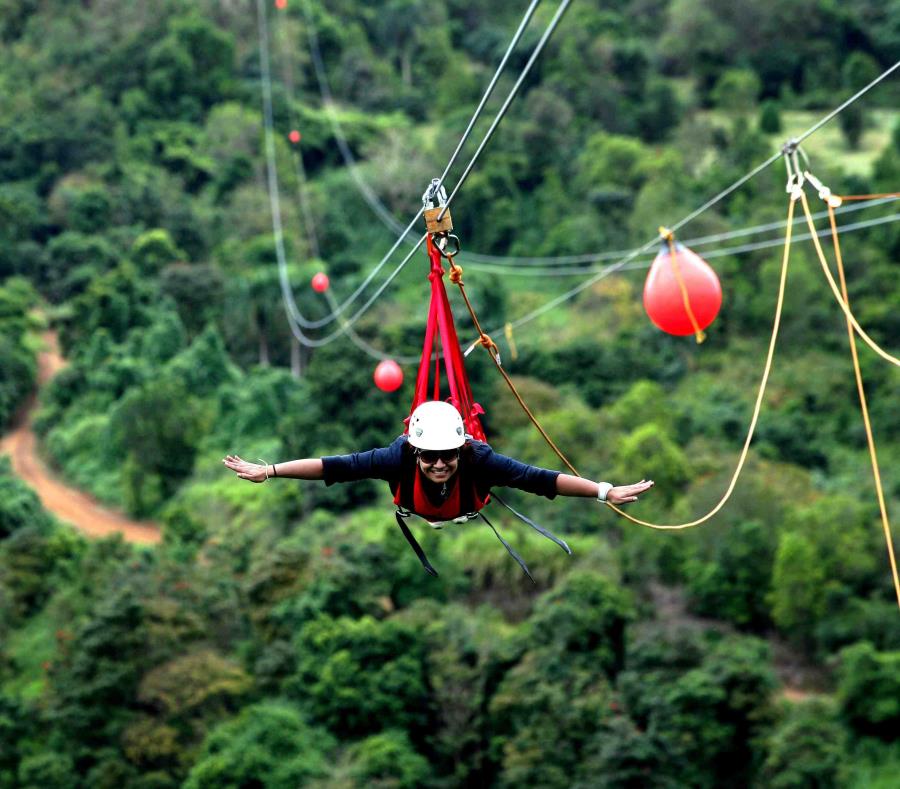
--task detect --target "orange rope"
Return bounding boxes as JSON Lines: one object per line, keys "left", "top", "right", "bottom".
{"left": 445, "top": 253, "right": 581, "bottom": 477}
{"left": 444, "top": 196, "right": 797, "bottom": 530}
{"left": 825, "top": 202, "right": 900, "bottom": 609}
{"left": 834, "top": 192, "right": 900, "bottom": 201}
{"left": 660, "top": 227, "right": 706, "bottom": 344}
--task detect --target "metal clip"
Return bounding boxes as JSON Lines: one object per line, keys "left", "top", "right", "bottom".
{"left": 783, "top": 143, "right": 804, "bottom": 200}
{"left": 422, "top": 177, "right": 453, "bottom": 234}
{"left": 435, "top": 234, "right": 460, "bottom": 258}
{"left": 422, "top": 178, "right": 448, "bottom": 209}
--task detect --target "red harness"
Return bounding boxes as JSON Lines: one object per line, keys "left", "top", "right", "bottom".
{"left": 411, "top": 470, "right": 462, "bottom": 521}
{"left": 391, "top": 452, "right": 489, "bottom": 521}
{"left": 405, "top": 236, "right": 487, "bottom": 440}
{"left": 394, "top": 233, "right": 568, "bottom": 578}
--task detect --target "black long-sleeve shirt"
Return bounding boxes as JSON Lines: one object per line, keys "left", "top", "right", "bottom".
{"left": 321, "top": 435, "right": 560, "bottom": 500}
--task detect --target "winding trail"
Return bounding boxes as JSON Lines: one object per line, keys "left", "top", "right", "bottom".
{"left": 0, "top": 331, "right": 161, "bottom": 545}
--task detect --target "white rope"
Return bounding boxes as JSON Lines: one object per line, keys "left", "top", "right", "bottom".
{"left": 468, "top": 210, "right": 900, "bottom": 343}
{"left": 462, "top": 210, "right": 900, "bottom": 277}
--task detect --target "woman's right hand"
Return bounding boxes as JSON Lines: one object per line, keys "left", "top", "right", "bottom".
{"left": 223, "top": 455, "right": 268, "bottom": 483}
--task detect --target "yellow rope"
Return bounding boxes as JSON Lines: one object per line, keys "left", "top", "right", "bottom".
{"left": 660, "top": 227, "right": 706, "bottom": 343}
{"left": 825, "top": 202, "right": 900, "bottom": 609}
{"left": 446, "top": 197, "right": 797, "bottom": 530}
{"left": 797, "top": 190, "right": 900, "bottom": 368}
{"left": 447, "top": 188, "right": 899, "bottom": 607}
{"left": 606, "top": 198, "right": 795, "bottom": 529}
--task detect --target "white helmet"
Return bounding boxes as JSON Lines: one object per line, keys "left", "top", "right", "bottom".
{"left": 407, "top": 401, "right": 466, "bottom": 450}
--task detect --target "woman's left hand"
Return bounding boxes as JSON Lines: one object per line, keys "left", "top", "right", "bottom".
{"left": 607, "top": 479, "right": 654, "bottom": 504}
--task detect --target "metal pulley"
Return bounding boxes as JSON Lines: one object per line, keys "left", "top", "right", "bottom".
{"left": 422, "top": 177, "right": 454, "bottom": 234}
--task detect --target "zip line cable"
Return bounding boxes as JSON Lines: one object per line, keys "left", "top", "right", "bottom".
{"left": 300, "top": 0, "right": 578, "bottom": 264}
{"left": 462, "top": 210, "right": 900, "bottom": 277}
{"left": 465, "top": 61, "right": 900, "bottom": 341}
{"left": 258, "top": 0, "right": 428, "bottom": 347}
{"left": 266, "top": 0, "right": 897, "bottom": 357}
{"left": 273, "top": 15, "right": 421, "bottom": 363}
{"left": 300, "top": 0, "right": 544, "bottom": 238}
{"left": 436, "top": 0, "right": 574, "bottom": 222}
{"left": 257, "top": 0, "right": 539, "bottom": 338}
{"left": 263, "top": 0, "right": 575, "bottom": 349}
{"left": 259, "top": 0, "right": 558, "bottom": 341}
{"left": 294, "top": 1, "right": 899, "bottom": 270}
{"left": 458, "top": 196, "right": 898, "bottom": 268}
{"left": 280, "top": 10, "right": 900, "bottom": 274}
{"left": 302, "top": 0, "right": 581, "bottom": 254}
{"left": 283, "top": 13, "right": 900, "bottom": 273}
{"left": 793, "top": 61, "right": 900, "bottom": 146}
{"left": 258, "top": 0, "right": 422, "bottom": 335}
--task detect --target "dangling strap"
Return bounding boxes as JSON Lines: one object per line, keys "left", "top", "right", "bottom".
{"left": 395, "top": 510, "right": 438, "bottom": 577}
{"left": 491, "top": 493, "right": 572, "bottom": 555}
{"left": 479, "top": 510, "right": 534, "bottom": 584}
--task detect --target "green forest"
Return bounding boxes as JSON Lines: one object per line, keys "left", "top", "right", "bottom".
{"left": 1, "top": 0, "right": 900, "bottom": 786}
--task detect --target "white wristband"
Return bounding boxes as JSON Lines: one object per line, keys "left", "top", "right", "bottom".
{"left": 597, "top": 481, "right": 613, "bottom": 502}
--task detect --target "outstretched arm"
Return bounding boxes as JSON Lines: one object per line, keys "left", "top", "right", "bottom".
{"left": 556, "top": 474, "right": 654, "bottom": 505}
{"left": 223, "top": 438, "right": 406, "bottom": 485}
{"left": 223, "top": 455, "right": 323, "bottom": 483}
{"left": 476, "top": 443, "right": 654, "bottom": 505}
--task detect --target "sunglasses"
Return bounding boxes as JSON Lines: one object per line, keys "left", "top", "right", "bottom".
{"left": 416, "top": 448, "right": 460, "bottom": 465}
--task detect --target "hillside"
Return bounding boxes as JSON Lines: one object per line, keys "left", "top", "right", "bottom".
{"left": 1, "top": 1, "right": 899, "bottom": 786}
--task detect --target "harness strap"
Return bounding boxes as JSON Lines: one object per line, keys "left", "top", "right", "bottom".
{"left": 479, "top": 510, "right": 534, "bottom": 584}
{"left": 491, "top": 493, "right": 572, "bottom": 555}
{"left": 395, "top": 510, "right": 438, "bottom": 577}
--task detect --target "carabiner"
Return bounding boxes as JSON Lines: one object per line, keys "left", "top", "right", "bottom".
{"left": 435, "top": 233, "right": 461, "bottom": 258}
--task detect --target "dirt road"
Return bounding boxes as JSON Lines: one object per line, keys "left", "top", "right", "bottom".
{"left": 0, "top": 331, "right": 161, "bottom": 545}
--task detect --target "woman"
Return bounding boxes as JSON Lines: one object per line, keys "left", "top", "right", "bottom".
{"left": 224, "top": 400, "right": 653, "bottom": 575}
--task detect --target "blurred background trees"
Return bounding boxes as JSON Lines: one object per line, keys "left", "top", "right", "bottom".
{"left": 1, "top": 0, "right": 899, "bottom": 785}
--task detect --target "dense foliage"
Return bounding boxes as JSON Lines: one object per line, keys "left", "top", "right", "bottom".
{"left": 2, "top": 0, "right": 900, "bottom": 786}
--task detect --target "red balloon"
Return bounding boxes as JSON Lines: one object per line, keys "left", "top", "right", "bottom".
{"left": 643, "top": 243, "right": 722, "bottom": 336}
{"left": 374, "top": 360, "right": 403, "bottom": 392}
{"left": 275, "top": 0, "right": 287, "bottom": 9}
{"left": 288, "top": 129, "right": 301, "bottom": 144}
{"left": 311, "top": 272, "right": 329, "bottom": 293}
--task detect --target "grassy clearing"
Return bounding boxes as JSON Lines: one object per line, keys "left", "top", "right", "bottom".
{"left": 778, "top": 109, "right": 898, "bottom": 176}
{"left": 698, "top": 108, "right": 898, "bottom": 177}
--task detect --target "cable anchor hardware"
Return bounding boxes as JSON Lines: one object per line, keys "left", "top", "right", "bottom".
{"left": 783, "top": 145, "right": 804, "bottom": 200}
{"left": 422, "top": 177, "right": 454, "bottom": 235}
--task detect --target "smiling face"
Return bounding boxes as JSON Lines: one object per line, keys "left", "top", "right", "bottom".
{"left": 416, "top": 448, "right": 460, "bottom": 485}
